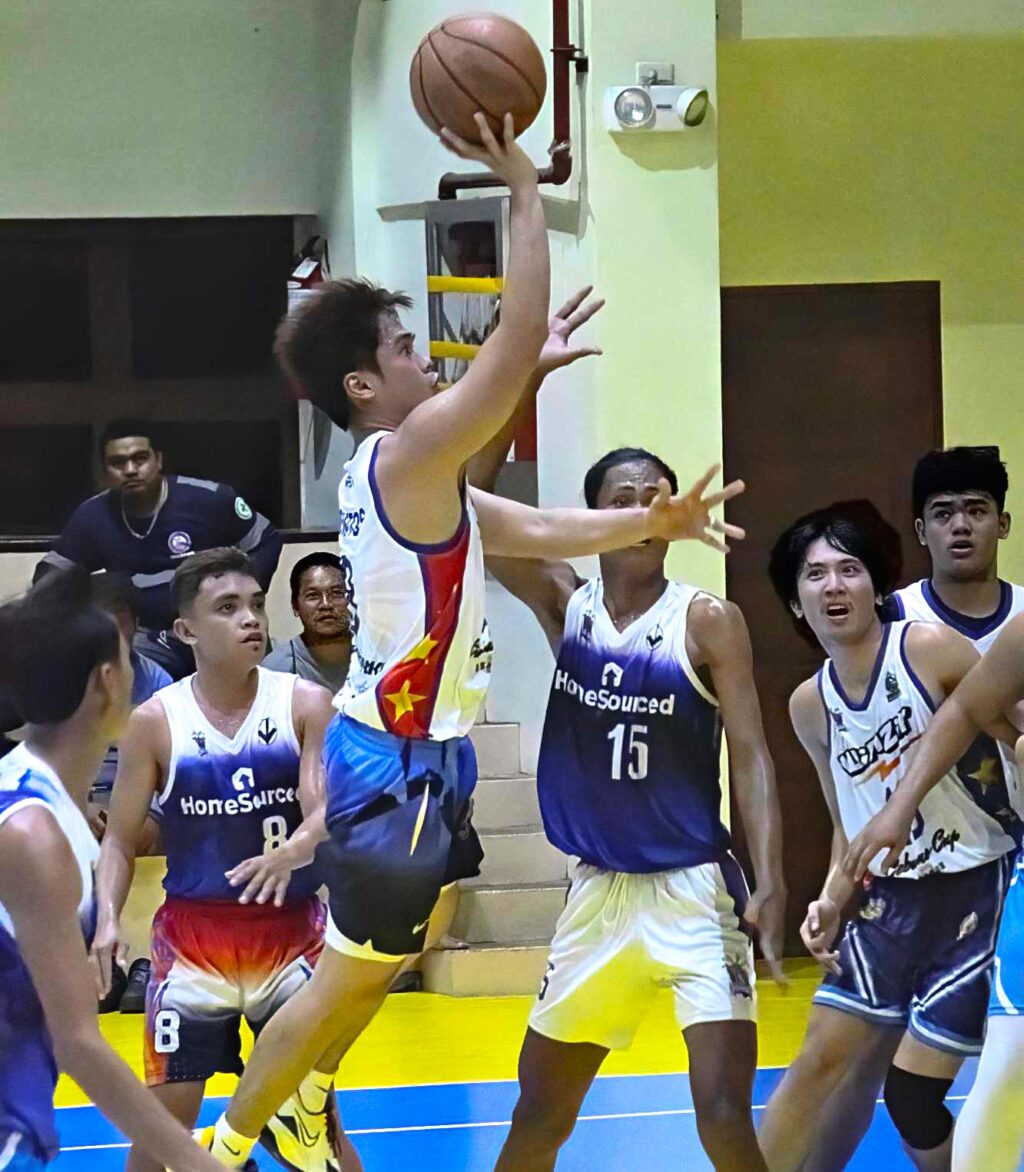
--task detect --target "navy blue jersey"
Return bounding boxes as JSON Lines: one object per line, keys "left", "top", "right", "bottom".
{"left": 38, "top": 475, "right": 282, "bottom": 631}
{"left": 155, "top": 669, "right": 320, "bottom": 901}
{"left": 0, "top": 746, "right": 98, "bottom": 1164}
{"left": 537, "top": 579, "right": 729, "bottom": 873}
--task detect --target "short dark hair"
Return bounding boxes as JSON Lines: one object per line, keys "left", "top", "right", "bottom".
{"left": 99, "top": 418, "right": 159, "bottom": 460}
{"left": 769, "top": 502, "right": 898, "bottom": 610}
{"left": 0, "top": 570, "right": 121, "bottom": 724}
{"left": 170, "top": 548, "right": 256, "bottom": 617}
{"left": 91, "top": 571, "right": 140, "bottom": 621}
{"left": 274, "top": 279, "right": 414, "bottom": 430}
{"left": 290, "top": 552, "right": 343, "bottom": 605}
{"left": 912, "top": 446, "right": 1008, "bottom": 519}
{"left": 583, "top": 448, "right": 679, "bottom": 509}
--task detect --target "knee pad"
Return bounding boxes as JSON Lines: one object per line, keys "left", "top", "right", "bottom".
{"left": 883, "top": 1065, "right": 954, "bottom": 1151}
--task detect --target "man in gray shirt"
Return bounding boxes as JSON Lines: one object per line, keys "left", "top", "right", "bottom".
{"left": 263, "top": 552, "right": 352, "bottom": 694}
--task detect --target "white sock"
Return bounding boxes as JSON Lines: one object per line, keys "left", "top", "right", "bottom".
{"left": 210, "top": 1114, "right": 256, "bottom": 1165}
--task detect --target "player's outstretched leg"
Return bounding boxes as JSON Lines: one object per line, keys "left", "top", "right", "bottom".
{"left": 685, "top": 1020, "right": 767, "bottom": 1172}
{"left": 952, "top": 1017, "right": 1024, "bottom": 1172}
{"left": 494, "top": 1028, "right": 607, "bottom": 1171}
{"left": 759, "top": 1007, "right": 896, "bottom": 1172}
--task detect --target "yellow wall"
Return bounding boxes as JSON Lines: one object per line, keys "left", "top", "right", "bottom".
{"left": 717, "top": 34, "right": 1024, "bottom": 579}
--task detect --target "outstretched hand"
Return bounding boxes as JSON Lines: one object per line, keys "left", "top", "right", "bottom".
{"left": 439, "top": 112, "right": 538, "bottom": 190}
{"left": 535, "top": 286, "right": 605, "bottom": 377}
{"left": 645, "top": 466, "right": 746, "bottom": 553}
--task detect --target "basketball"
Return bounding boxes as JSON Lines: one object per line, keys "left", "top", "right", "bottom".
{"left": 410, "top": 12, "right": 547, "bottom": 144}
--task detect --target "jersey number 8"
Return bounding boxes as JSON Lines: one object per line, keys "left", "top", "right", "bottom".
{"left": 607, "top": 723, "right": 649, "bottom": 781}
{"left": 262, "top": 815, "right": 288, "bottom": 852}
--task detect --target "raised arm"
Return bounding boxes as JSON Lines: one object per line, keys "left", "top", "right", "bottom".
{"left": 226, "top": 680, "right": 334, "bottom": 907}
{"left": 471, "top": 465, "right": 745, "bottom": 560}
{"left": 92, "top": 699, "right": 167, "bottom": 995}
{"left": 467, "top": 286, "right": 604, "bottom": 493}
{"left": 689, "top": 597, "right": 786, "bottom": 979}
{"left": 845, "top": 614, "right": 1024, "bottom": 879}
{"left": 379, "top": 114, "right": 549, "bottom": 511}
{"left": 0, "top": 808, "right": 222, "bottom": 1172}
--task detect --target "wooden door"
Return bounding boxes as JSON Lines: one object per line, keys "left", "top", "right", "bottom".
{"left": 721, "top": 282, "right": 942, "bottom": 953}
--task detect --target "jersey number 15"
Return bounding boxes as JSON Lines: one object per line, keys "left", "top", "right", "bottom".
{"left": 607, "top": 723, "right": 649, "bottom": 782}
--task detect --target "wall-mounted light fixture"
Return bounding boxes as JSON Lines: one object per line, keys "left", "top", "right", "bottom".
{"left": 604, "top": 84, "right": 709, "bottom": 133}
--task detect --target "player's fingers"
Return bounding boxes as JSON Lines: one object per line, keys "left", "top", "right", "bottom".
{"left": 687, "top": 464, "right": 720, "bottom": 500}
{"left": 768, "top": 957, "right": 789, "bottom": 987}
{"left": 882, "top": 844, "right": 903, "bottom": 874}
{"left": 438, "top": 126, "right": 485, "bottom": 162}
{"left": 649, "top": 477, "right": 672, "bottom": 511}
{"left": 712, "top": 519, "right": 747, "bottom": 541}
{"left": 238, "top": 872, "right": 266, "bottom": 905}
{"left": 566, "top": 297, "right": 606, "bottom": 331}
{"left": 700, "top": 532, "right": 731, "bottom": 555}
{"left": 553, "top": 285, "right": 594, "bottom": 320}
{"left": 502, "top": 111, "right": 515, "bottom": 148}
{"left": 274, "top": 879, "right": 289, "bottom": 908}
{"left": 90, "top": 949, "right": 109, "bottom": 999}
{"left": 702, "top": 479, "right": 746, "bottom": 508}
{"left": 823, "top": 952, "right": 842, "bottom": 977}
{"left": 474, "top": 112, "right": 502, "bottom": 156}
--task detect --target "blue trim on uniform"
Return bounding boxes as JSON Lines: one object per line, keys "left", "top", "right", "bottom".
{"left": 812, "top": 986, "right": 908, "bottom": 1026}
{"left": 921, "top": 579, "right": 1012, "bottom": 641}
{"left": 828, "top": 623, "right": 892, "bottom": 712}
{"left": 898, "top": 623, "right": 938, "bottom": 713}
{"left": 367, "top": 439, "right": 468, "bottom": 555}
{"left": 907, "top": 1014, "right": 984, "bottom": 1056}
{"left": 816, "top": 668, "right": 831, "bottom": 751}
{"left": 892, "top": 593, "right": 906, "bottom": 619}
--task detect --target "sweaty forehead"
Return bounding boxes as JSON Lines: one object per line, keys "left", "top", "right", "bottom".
{"left": 600, "top": 461, "right": 662, "bottom": 493}
{"left": 925, "top": 490, "right": 997, "bottom": 510}
{"left": 377, "top": 313, "right": 409, "bottom": 346}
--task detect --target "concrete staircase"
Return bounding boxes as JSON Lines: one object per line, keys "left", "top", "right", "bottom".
{"left": 422, "top": 722, "right": 569, "bottom": 996}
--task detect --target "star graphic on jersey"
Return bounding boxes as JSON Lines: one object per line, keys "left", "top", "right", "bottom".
{"left": 385, "top": 680, "right": 426, "bottom": 720}
{"left": 406, "top": 635, "right": 439, "bottom": 662}
{"left": 968, "top": 756, "right": 1001, "bottom": 789}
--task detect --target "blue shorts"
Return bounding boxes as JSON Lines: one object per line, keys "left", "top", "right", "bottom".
{"left": 989, "top": 850, "right": 1024, "bottom": 1017}
{"left": 814, "top": 853, "right": 1015, "bottom": 1055}
{"left": 316, "top": 715, "right": 482, "bottom": 960}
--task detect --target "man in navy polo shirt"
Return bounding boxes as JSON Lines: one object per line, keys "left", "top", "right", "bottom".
{"left": 35, "top": 419, "right": 282, "bottom": 679}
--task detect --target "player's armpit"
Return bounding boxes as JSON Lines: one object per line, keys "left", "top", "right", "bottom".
{"left": 485, "top": 554, "right": 580, "bottom": 654}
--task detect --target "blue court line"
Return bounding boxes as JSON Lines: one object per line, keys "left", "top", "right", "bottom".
{"left": 53, "top": 1064, "right": 1022, "bottom": 1171}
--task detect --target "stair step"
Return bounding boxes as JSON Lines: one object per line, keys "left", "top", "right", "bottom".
{"left": 422, "top": 940, "right": 551, "bottom": 996}
{"left": 468, "top": 829, "right": 568, "bottom": 887}
{"left": 470, "top": 722, "right": 521, "bottom": 778}
{"left": 471, "top": 774, "right": 541, "bottom": 831}
{"left": 453, "top": 883, "right": 567, "bottom": 944}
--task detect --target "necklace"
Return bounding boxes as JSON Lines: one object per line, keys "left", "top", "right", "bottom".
{"left": 121, "top": 479, "right": 168, "bottom": 540}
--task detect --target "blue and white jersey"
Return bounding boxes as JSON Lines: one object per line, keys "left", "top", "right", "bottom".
{"left": 0, "top": 745, "right": 98, "bottom": 1164}
{"left": 537, "top": 579, "right": 729, "bottom": 874}
{"left": 156, "top": 668, "right": 319, "bottom": 901}
{"left": 890, "top": 578, "right": 1024, "bottom": 829}
{"left": 819, "top": 621, "right": 1015, "bottom": 879}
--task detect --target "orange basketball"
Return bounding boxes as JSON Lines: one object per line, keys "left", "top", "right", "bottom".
{"left": 410, "top": 12, "right": 547, "bottom": 144}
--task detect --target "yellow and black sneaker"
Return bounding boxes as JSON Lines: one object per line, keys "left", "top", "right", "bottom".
{"left": 259, "top": 1086, "right": 346, "bottom": 1171}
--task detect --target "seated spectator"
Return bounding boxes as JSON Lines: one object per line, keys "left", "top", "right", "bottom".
{"left": 263, "top": 552, "right": 352, "bottom": 694}
{"left": 35, "top": 419, "right": 282, "bottom": 680}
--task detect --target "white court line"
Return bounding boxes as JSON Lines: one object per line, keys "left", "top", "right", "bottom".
{"left": 58, "top": 1096, "right": 972, "bottom": 1153}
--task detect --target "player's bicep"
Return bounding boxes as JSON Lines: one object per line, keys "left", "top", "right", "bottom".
{"left": 293, "top": 682, "right": 334, "bottom": 813}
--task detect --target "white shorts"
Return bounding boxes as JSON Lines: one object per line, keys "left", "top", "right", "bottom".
{"left": 528, "top": 860, "right": 757, "bottom": 1052}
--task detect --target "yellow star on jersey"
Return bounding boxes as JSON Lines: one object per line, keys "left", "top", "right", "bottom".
{"left": 968, "top": 756, "right": 1001, "bottom": 789}
{"left": 385, "top": 680, "right": 426, "bottom": 721}
{"left": 406, "top": 634, "right": 439, "bottom": 662}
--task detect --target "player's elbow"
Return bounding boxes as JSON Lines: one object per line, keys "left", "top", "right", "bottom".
{"left": 53, "top": 1022, "right": 106, "bottom": 1079}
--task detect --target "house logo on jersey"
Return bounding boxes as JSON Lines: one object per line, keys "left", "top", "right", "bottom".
{"left": 257, "top": 718, "right": 278, "bottom": 746}
{"left": 168, "top": 531, "right": 192, "bottom": 557}
{"left": 581, "top": 610, "right": 595, "bottom": 643}
{"left": 646, "top": 623, "right": 664, "bottom": 650}
{"left": 836, "top": 705, "right": 920, "bottom": 781}
{"left": 191, "top": 731, "right": 208, "bottom": 757}
{"left": 602, "top": 662, "right": 624, "bottom": 689}
{"left": 885, "top": 670, "right": 901, "bottom": 702}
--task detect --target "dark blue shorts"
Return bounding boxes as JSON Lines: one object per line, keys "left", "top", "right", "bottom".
{"left": 813, "top": 853, "right": 1015, "bottom": 1055}
{"left": 317, "top": 715, "right": 482, "bottom": 960}
{"left": 989, "top": 849, "right": 1024, "bottom": 1017}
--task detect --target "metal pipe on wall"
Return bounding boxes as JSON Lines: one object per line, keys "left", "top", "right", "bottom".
{"left": 437, "top": 0, "right": 587, "bottom": 200}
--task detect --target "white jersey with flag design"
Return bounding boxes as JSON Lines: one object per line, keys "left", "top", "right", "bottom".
{"left": 335, "top": 431, "right": 492, "bottom": 741}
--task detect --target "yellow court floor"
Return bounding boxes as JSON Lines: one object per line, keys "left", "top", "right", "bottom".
{"left": 59, "top": 959, "right": 820, "bottom": 1108}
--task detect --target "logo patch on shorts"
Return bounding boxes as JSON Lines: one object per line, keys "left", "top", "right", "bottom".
{"left": 958, "top": 911, "right": 979, "bottom": 941}
{"left": 860, "top": 897, "right": 887, "bottom": 921}
{"left": 725, "top": 958, "right": 753, "bottom": 1000}
{"left": 234, "top": 496, "right": 253, "bottom": 520}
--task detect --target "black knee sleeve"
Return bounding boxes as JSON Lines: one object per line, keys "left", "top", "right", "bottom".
{"left": 883, "top": 1065, "right": 954, "bottom": 1151}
